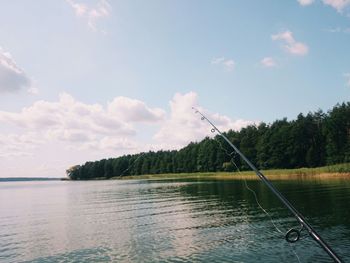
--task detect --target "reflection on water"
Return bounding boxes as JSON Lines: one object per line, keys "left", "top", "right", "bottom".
{"left": 0, "top": 177, "right": 349, "bottom": 262}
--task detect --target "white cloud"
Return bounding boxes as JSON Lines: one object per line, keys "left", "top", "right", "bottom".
{"left": 88, "top": 1, "right": 110, "bottom": 31}
{"left": 1, "top": 93, "right": 255, "bottom": 148}
{"left": 272, "top": 31, "right": 309, "bottom": 56}
{"left": 0, "top": 47, "right": 31, "bottom": 93}
{"left": 67, "top": 0, "right": 111, "bottom": 31}
{"left": 0, "top": 92, "right": 257, "bottom": 177}
{"left": 211, "top": 57, "right": 225, "bottom": 64}
{"left": 298, "top": 0, "right": 315, "bottom": 6}
{"left": 95, "top": 137, "right": 138, "bottom": 151}
{"left": 0, "top": 133, "right": 42, "bottom": 158}
{"left": 0, "top": 93, "right": 137, "bottom": 146}
{"left": 326, "top": 27, "right": 342, "bottom": 32}
{"left": 153, "top": 92, "right": 257, "bottom": 149}
{"left": 344, "top": 73, "right": 350, "bottom": 87}
{"left": 298, "top": 0, "right": 350, "bottom": 12}
{"left": 66, "top": 0, "right": 88, "bottom": 16}
{"left": 323, "top": 0, "right": 350, "bottom": 12}
{"left": 211, "top": 57, "right": 236, "bottom": 71}
{"left": 223, "top": 60, "right": 235, "bottom": 71}
{"left": 0, "top": 93, "right": 170, "bottom": 155}
{"left": 260, "top": 57, "right": 277, "bottom": 67}
{"left": 325, "top": 26, "right": 350, "bottom": 34}
{"left": 108, "top": 96, "right": 166, "bottom": 123}
{"left": 27, "top": 87, "right": 39, "bottom": 95}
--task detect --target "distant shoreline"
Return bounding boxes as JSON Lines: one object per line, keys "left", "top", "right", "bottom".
{"left": 69, "top": 163, "right": 349, "bottom": 181}
{"left": 6, "top": 164, "right": 348, "bottom": 182}
{"left": 0, "top": 177, "right": 63, "bottom": 182}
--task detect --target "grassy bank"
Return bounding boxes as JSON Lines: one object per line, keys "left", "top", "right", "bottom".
{"left": 119, "top": 163, "right": 350, "bottom": 180}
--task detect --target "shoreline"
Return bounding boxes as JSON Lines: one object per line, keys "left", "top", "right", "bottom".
{"left": 119, "top": 171, "right": 350, "bottom": 181}
{"left": 65, "top": 163, "right": 350, "bottom": 181}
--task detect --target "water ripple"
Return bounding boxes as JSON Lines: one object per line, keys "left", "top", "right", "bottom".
{"left": 0, "top": 178, "right": 349, "bottom": 262}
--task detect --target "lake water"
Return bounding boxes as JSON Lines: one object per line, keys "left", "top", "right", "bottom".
{"left": 0, "top": 176, "right": 349, "bottom": 262}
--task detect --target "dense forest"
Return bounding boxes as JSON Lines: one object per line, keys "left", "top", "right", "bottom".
{"left": 67, "top": 102, "right": 350, "bottom": 180}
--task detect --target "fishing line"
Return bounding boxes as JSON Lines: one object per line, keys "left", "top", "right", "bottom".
{"left": 214, "top": 127, "right": 308, "bottom": 242}
{"left": 289, "top": 242, "right": 302, "bottom": 263}
{"left": 212, "top": 131, "right": 303, "bottom": 263}
{"left": 213, "top": 135, "right": 284, "bottom": 235}
{"left": 118, "top": 149, "right": 151, "bottom": 178}
{"left": 241, "top": 168, "right": 302, "bottom": 262}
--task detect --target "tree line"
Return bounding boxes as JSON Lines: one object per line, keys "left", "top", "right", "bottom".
{"left": 67, "top": 102, "right": 350, "bottom": 180}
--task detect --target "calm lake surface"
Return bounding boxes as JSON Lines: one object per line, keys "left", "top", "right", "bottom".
{"left": 0, "top": 176, "right": 349, "bottom": 263}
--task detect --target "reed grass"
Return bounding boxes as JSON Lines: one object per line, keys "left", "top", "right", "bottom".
{"left": 120, "top": 163, "right": 350, "bottom": 180}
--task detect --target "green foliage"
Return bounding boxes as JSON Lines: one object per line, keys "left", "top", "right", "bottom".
{"left": 67, "top": 102, "right": 350, "bottom": 180}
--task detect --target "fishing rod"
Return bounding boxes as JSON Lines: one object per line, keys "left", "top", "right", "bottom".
{"left": 193, "top": 107, "right": 343, "bottom": 263}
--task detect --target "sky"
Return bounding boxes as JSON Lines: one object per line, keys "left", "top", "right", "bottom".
{"left": 0, "top": 0, "right": 349, "bottom": 178}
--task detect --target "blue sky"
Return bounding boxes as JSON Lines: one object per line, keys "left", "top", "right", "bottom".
{"left": 0, "top": 0, "right": 349, "bottom": 177}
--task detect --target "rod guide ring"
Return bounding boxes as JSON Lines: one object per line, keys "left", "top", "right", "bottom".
{"left": 286, "top": 228, "right": 300, "bottom": 243}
